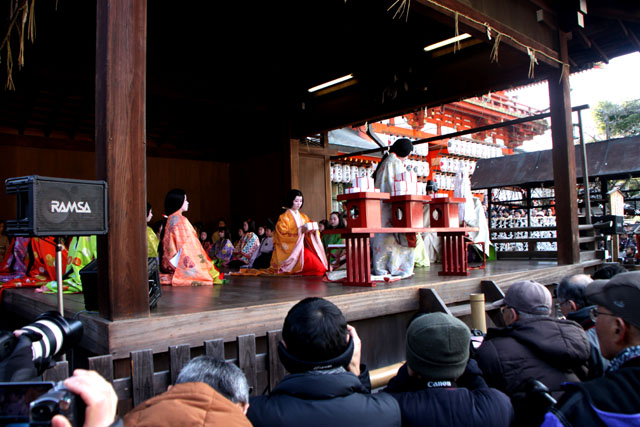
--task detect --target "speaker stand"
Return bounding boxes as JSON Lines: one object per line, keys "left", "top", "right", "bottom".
{"left": 55, "top": 236, "right": 64, "bottom": 316}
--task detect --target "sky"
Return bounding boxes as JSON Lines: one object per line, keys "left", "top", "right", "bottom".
{"left": 505, "top": 52, "right": 640, "bottom": 151}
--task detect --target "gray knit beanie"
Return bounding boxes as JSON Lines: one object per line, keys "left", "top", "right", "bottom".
{"left": 406, "top": 312, "right": 470, "bottom": 380}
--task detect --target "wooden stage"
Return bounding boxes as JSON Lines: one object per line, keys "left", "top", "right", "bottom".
{"left": 1, "top": 259, "right": 594, "bottom": 370}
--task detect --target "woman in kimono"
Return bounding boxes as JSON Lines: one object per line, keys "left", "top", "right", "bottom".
{"left": 371, "top": 138, "right": 416, "bottom": 278}
{"left": 208, "top": 226, "right": 234, "bottom": 265}
{"left": 158, "top": 188, "right": 224, "bottom": 286}
{"left": 268, "top": 189, "right": 328, "bottom": 276}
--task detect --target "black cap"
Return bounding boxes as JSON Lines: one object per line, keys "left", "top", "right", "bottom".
{"left": 586, "top": 271, "right": 640, "bottom": 328}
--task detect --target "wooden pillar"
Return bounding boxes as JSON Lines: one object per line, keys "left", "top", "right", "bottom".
{"left": 95, "top": 0, "right": 149, "bottom": 320}
{"left": 289, "top": 138, "right": 300, "bottom": 190}
{"left": 548, "top": 31, "right": 579, "bottom": 265}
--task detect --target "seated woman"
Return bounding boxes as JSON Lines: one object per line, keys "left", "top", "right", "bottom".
{"left": 208, "top": 226, "right": 234, "bottom": 265}
{"left": 228, "top": 224, "right": 260, "bottom": 269}
{"left": 146, "top": 203, "right": 159, "bottom": 258}
{"left": 158, "top": 188, "right": 224, "bottom": 286}
{"left": 268, "top": 189, "right": 328, "bottom": 276}
{"left": 322, "top": 211, "right": 346, "bottom": 269}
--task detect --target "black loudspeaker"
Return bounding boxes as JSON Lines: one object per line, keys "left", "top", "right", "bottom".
{"left": 591, "top": 215, "right": 624, "bottom": 235}
{"left": 80, "top": 257, "right": 161, "bottom": 311}
{"left": 5, "top": 175, "right": 108, "bottom": 236}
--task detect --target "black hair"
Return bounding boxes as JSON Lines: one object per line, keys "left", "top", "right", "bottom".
{"left": 329, "top": 211, "right": 346, "bottom": 229}
{"left": 592, "top": 264, "right": 627, "bottom": 280}
{"left": 243, "top": 218, "right": 256, "bottom": 233}
{"left": 218, "top": 226, "right": 230, "bottom": 242}
{"left": 158, "top": 188, "right": 187, "bottom": 266}
{"left": 372, "top": 138, "right": 413, "bottom": 182}
{"left": 147, "top": 202, "right": 152, "bottom": 216}
{"left": 556, "top": 274, "right": 592, "bottom": 308}
{"left": 284, "top": 189, "right": 304, "bottom": 210}
{"left": 282, "top": 297, "right": 348, "bottom": 364}
{"left": 164, "top": 188, "right": 186, "bottom": 216}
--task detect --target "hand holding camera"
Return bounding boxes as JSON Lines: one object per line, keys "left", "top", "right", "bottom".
{"left": 49, "top": 370, "right": 118, "bottom": 427}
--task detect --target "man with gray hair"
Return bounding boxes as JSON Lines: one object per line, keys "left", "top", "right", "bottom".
{"left": 476, "top": 280, "right": 592, "bottom": 426}
{"left": 124, "top": 356, "right": 251, "bottom": 426}
{"left": 556, "top": 273, "right": 608, "bottom": 374}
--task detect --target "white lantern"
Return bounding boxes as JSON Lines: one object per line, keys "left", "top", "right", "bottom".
{"left": 359, "top": 166, "right": 367, "bottom": 177}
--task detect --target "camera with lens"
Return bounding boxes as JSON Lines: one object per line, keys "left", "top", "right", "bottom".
{"left": 29, "top": 380, "right": 85, "bottom": 426}
{"left": 0, "top": 311, "right": 83, "bottom": 382}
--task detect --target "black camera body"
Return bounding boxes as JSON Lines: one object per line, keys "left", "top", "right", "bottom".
{"left": 30, "top": 381, "right": 85, "bottom": 426}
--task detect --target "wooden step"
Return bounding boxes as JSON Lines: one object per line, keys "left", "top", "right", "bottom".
{"left": 579, "top": 250, "right": 600, "bottom": 262}
{"left": 579, "top": 236, "right": 597, "bottom": 244}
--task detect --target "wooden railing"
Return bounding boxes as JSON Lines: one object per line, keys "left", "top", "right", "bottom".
{"left": 40, "top": 279, "right": 566, "bottom": 412}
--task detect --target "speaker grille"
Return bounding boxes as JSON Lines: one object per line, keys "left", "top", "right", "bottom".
{"left": 6, "top": 175, "right": 108, "bottom": 236}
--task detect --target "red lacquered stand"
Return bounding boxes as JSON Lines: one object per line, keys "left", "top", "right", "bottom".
{"left": 426, "top": 197, "right": 466, "bottom": 228}
{"left": 387, "top": 194, "right": 431, "bottom": 228}
{"left": 325, "top": 226, "right": 479, "bottom": 286}
{"left": 337, "top": 192, "right": 390, "bottom": 229}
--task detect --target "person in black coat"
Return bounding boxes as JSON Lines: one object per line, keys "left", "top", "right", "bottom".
{"left": 247, "top": 297, "right": 401, "bottom": 427}
{"left": 476, "top": 280, "right": 591, "bottom": 426}
{"left": 542, "top": 272, "right": 640, "bottom": 426}
{"left": 384, "top": 312, "right": 513, "bottom": 427}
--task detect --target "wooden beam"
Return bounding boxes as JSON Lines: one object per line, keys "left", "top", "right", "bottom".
{"left": 576, "top": 28, "right": 609, "bottom": 63}
{"left": 95, "top": 0, "right": 149, "bottom": 320}
{"left": 548, "top": 31, "right": 580, "bottom": 265}
{"left": 415, "top": 0, "right": 561, "bottom": 67}
{"left": 618, "top": 20, "right": 640, "bottom": 52}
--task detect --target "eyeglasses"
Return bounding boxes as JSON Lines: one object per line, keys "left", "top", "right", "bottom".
{"left": 589, "top": 307, "right": 617, "bottom": 323}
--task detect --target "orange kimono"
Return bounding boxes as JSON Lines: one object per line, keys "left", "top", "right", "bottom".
{"left": 268, "top": 209, "right": 328, "bottom": 275}
{"left": 160, "top": 213, "right": 224, "bottom": 286}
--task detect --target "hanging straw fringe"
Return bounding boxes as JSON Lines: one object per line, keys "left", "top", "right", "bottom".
{"left": 6, "top": 44, "right": 14, "bottom": 90}
{"left": 527, "top": 47, "right": 538, "bottom": 79}
{"left": 388, "top": 0, "right": 410, "bottom": 22}
{"left": 28, "top": 0, "right": 36, "bottom": 42}
{"left": 490, "top": 33, "right": 502, "bottom": 63}
{"left": 1, "top": 0, "right": 39, "bottom": 89}
{"left": 454, "top": 12, "right": 460, "bottom": 53}
{"left": 418, "top": 0, "right": 570, "bottom": 78}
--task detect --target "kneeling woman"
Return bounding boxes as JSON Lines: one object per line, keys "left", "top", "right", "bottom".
{"left": 159, "top": 188, "right": 224, "bottom": 286}
{"left": 269, "top": 189, "right": 328, "bottom": 276}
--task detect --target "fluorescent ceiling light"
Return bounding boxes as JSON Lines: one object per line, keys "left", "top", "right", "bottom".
{"left": 424, "top": 33, "right": 472, "bottom": 52}
{"left": 308, "top": 74, "right": 354, "bottom": 93}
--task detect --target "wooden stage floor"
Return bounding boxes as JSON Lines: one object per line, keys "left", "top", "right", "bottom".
{"left": 2, "top": 259, "right": 591, "bottom": 359}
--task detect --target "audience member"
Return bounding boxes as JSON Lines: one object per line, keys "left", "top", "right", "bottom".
{"left": 542, "top": 272, "right": 640, "bottom": 426}
{"left": 211, "top": 218, "right": 227, "bottom": 244}
{"left": 475, "top": 280, "right": 591, "bottom": 426}
{"left": 228, "top": 223, "right": 260, "bottom": 269}
{"left": 384, "top": 312, "right": 513, "bottom": 426}
{"left": 247, "top": 297, "right": 401, "bottom": 427}
{"left": 249, "top": 224, "right": 274, "bottom": 269}
{"left": 256, "top": 225, "right": 266, "bottom": 242}
{"left": 51, "top": 369, "right": 119, "bottom": 427}
{"left": 199, "top": 228, "right": 213, "bottom": 254}
{"left": 322, "top": 211, "right": 346, "bottom": 269}
{"left": 556, "top": 274, "right": 608, "bottom": 375}
{"left": 124, "top": 356, "right": 251, "bottom": 427}
{"left": 158, "top": 188, "right": 224, "bottom": 285}
{"left": 208, "top": 226, "right": 234, "bottom": 265}
{"left": 592, "top": 263, "right": 627, "bottom": 280}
